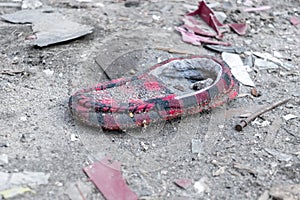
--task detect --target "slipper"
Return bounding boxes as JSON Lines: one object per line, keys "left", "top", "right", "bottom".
{"left": 69, "top": 55, "right": 239, "bottom": 130}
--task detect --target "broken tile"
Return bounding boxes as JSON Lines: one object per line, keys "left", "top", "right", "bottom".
{"left": 1, "top": 9, "right": 93, "bottom": 47}
{"left": 222, "top": 52, "right": 255, "bottom": 87}
{"left": 83, "top": 157, "right": 138, "bottom": 200}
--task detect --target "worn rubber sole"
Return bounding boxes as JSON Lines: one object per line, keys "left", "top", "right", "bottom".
{"left": 69, "top": 56, "right": 239, "bottom": 130}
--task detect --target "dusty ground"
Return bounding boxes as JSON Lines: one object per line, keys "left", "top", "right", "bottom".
{"left": 0, "top": 0, "right": 299, "bottom": 199}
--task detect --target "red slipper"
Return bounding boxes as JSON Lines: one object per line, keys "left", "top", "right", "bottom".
{"left": 69, "top": 55, "right": 239, "bottom": 130}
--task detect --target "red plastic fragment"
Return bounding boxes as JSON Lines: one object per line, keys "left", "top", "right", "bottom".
{"left": 83, "top": 157, "right": 138, "bottom": 200}
{"left": 176, "top": 1, "right": 247, "bottom": 46}
{"left": 290, "top": 16, "right": 300, "bottom": 26}
{"left": 187, "top": 1, "right": 224, "bottom": 38}
{"left": 174, "top": 179, "right": 192, "bottom": 189}
{"left": 182, "top": 16, "right": 217, "bottom": 37}
{"left": 243, "top": 6, "right": 271, "bottom": 12}
{"left": 228, "top": 23, "right": 247, "bottom": 35}
{"left": 175, "top": 27, "right": 230, "bottom": 46}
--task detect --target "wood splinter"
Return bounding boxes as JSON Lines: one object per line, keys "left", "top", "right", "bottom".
{"left": 235, "top": 97, "right": 291, "bottom": 131}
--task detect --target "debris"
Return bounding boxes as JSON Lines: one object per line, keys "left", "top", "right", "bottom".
{"left": 70, "top": 134, "right": 79, "bottom": 142}
{"left": 222, "top": 52, "right": 255, "bottom": 87}
{"left": 213, "top": 166, "right": 226, "bottom": 177}
{"left": 235, "top": 97, "right": 291, "bottom": 131}
{"left": 0, "top": 154, "right": 8, "bottom": 165}
{"left": 264, "top": 118, "right": 283, "bottom": 145}
{"left": 250, "top": 88, "right": 261, "bottom": 97}
{"left": 203, "top": 44, "right": 246, "bottom": 54}
{"left": 242, "top": 0, "right": 254, "bottom": 7}
{"left": 239, "top": 112, "right": 252, "bottom": 118}
{"left": 19, "top": 116, "right": 27, "bottom": 122}
{"left": 64, "top": 181, "right": 92, "bottom": 200}
{"left": 43, "top": 69, "right": 54, "bottom": 77}
{"left": 176, "top": 1, "right": 247, "bottom": 46}
{"left": 228, "top": 23, "right": 247, "bottom": 35}
{"left": 283, "top": 114, "right": 298, "bottom": 121}
{"left": 194, "top": 177, "right": 210, "bottom": 194}
{"left": 290, "top": 16, "right": 300, "bottom": 26}
{"left": 264, "top": 148, "right": 293, "bottom": 162}
{"left": 20, "top": 133, "right": 35, "bottom": 143}
{"left": 140, "top": 141, "right": 149, "bottom": 151}
{"left": 174, "top": 179, "right": 192, "bottom": 189}
{"left": 0, "top": 171, "right": 50, "bottom": 190}
{"left": 21, "top": 0, "right": 42, "bottom": 9}
{"left": 191, "top": 139, "right": 202, "bottom": 154}
{"left": 243, "top": 6, "right": 271, "bottom": 12}
{"left": 0, "top": 142, "right": 9, "bottom": 148}
{"left": 0, "top": 69, "right": 25, "bottom": 76}
{"left": 233, "top": 163, "right": 257, "bottom": 176}
{"left": 0, "top": 2, "right": 21, "bottom": 7}
{"left": 175, "top": 26, "right": 230, "bottom": 46}
{"left": 0, "top": 187, "right": 35, "bottom": 199}
{"left": 251, "top": 118, "right": 270, "bottom": 127}
{"left": 186, "top": 1, "right": 224, "bottom": 38}
{"left": 1, "top": 9, "right": 93, "bottom": 47}
{"left": 252, "top": 51, "right": 292, "bottom": 70}
{"left": 254, "top": 58, "right": 279, "bottom": 70}
{"left": 83, "top": 157, "right": 138, "bottom": 200}
{"left": 269, "top": 184, "right": 300, "bottom": 200}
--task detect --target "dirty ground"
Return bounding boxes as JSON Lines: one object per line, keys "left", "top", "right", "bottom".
{"left": 0, "top": 0, "right": 299, "bottom": 199}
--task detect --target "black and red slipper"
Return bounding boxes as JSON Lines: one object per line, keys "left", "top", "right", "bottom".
{"left": 69, "top": 55, "right": 239, "bottom": 130}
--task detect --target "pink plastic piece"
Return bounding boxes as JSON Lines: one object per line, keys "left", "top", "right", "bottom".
{"left": 174, "top": 179, "right": 192, "bottom": 189}
{"left": 175, "top": 26, "right": 231, "bottom": 46}
{"left": 83, "top": 157, "right": 138, "bottom": 200}
{"left": 228, "top": 23, "right": 248, "bottom": 35}
{"left": 290, "top": 16, "right": 300, "bottom": 26}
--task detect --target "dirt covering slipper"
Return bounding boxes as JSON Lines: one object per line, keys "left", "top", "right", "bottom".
{"left": 69, "top": 55, "right": 239, "bottom": 130}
